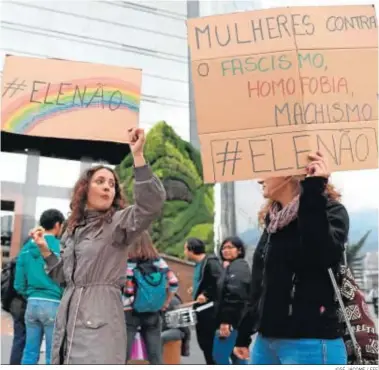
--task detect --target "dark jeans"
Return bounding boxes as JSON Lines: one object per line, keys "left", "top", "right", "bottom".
{"left": 195, "top": 311, "right": 216, "bottom": 365}
{"left": 125, "top": 310, "right": 163, "bottom": 365}
{"left": 10, "top": 313, "right": 26, "bottom": 365}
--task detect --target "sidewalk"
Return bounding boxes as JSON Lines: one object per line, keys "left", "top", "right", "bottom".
{"left": 1, "top": 310, "right": 48, "bottom": 365}
{"left": 1, "top": 309, "right": 204, "bottom": 365}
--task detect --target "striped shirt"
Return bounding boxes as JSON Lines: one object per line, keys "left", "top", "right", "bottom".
{"left": 122, "top": 257, "right": 179, "bottom": 310}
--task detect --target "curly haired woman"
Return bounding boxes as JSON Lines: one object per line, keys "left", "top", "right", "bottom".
{"left": 29, "top": 128, "right": 166, "bottom": 364}
{"left": 234, "top": 151, "right": 349, "bottom": 365}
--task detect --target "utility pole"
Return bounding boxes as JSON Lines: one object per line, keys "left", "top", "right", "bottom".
{"left": 219, "top": 182, "right": 237, "bottom": 241}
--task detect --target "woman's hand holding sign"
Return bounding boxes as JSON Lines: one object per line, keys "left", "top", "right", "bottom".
{"left": 306, "top": 151, "right": 330, "bottom": 179}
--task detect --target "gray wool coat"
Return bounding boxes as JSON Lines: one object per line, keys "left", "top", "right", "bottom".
{"left": 44, "top": 165, "right": 166, "bottom": 364}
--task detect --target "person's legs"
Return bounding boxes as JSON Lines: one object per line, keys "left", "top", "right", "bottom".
{"left": 124, "top": 311, "right": 140, "bottom": 362}
{"left": 161, "top": 328, "right": 184, "bottom": 345}
{"left": 251, "top": 334, "right": 280, "bottom": 365}
{"left": 21, "top": 300, "right": 43, "bottom": 364}
{"left": 9, "top": 314, "right": 26, "bottom": 365}
{"left": 40, "top": 300, "right": 60, "bottom": 365}
{"left": 140, "top": 312, "right": 163, "bottom": 365}
{"left": 275, "top": 337, "right": 347, "bottom": 365}
{"left": 195, "top": 321, "right": 216, "bottom": 364}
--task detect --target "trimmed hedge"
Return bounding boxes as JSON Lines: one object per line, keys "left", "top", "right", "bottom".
{"left": 116, "top": 121, "right": 215, "bottom": 258}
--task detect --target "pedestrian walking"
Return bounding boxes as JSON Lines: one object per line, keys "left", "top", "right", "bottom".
{"left": 28, "top": 128, "right": 166, "bottom": 364}
{"left": 184, "top": 238, "right": 222, "bottom": 364}
{"left": 14, "top": 209, "right": 65, "bottom": 364}
{"left": 213, "top": 236, "right": 250, "bottom": 365}
{"left": 234, "top": 151, "right": 349, "bottom": 365}
{"left": 1, "top": 256, "right": 27, "bottom": 364}
{"left": 123, "top": 231, "right": 179, "bottom": 364}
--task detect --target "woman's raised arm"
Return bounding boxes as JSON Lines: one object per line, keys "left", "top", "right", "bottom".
{"left": 111, "top": 128, "right": 166, "bottom": 247}
{"left": 111, "top": 164, "right": 166, "bottom": 246}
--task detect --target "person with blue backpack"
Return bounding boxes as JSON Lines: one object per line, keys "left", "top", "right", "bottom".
{"left": 123, "top": 231, "right": 179, "bottom": 364}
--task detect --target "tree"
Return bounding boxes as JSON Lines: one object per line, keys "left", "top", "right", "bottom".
{"left": 345, "top": 230, "right": 371, "bottom": 268}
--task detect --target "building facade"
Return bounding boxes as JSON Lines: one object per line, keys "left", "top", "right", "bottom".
{"left": 0, "top": 0, "right": 201, "bottom": 260}
{"left": 1, "top": 0, "right": 194, "bottom": 138}
{"left": 196, "top": 0, "right": 263, "bottom": 254}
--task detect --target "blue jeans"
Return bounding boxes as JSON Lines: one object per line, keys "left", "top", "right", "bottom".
{"left": 213, "top": 329, "right": 248, "bottom": 365}
{"left": 10, "top": 314, "right": 26, "bottom": 365}
{"left": 22, "top": 299, "right": 60, "bottom": 365}
{"left": 251, "top": 334, "right": 347, "bottom": 365}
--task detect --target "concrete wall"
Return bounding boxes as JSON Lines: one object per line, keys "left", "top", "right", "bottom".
{"left": 163, "top": 254, "right": 195, "bottom": 303}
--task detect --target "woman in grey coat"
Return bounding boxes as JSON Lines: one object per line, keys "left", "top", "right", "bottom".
{"left": 29, "top": 128, "right": 166, "bottom": 364}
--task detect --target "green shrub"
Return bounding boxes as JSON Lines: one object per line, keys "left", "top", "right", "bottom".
{"left": 116, "top": 121, "right": 215, "bottom": 258}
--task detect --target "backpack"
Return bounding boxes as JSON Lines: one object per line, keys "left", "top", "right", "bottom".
{"left": 1, "top": 258, "right": 21, "bottom": 313}
{"left": 133, "top": 260, "right": 167, "bottom": 313}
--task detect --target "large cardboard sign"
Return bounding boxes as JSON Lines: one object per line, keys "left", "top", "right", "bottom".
{"left": 1, "top": 56, "right": 142, "bottom": 144}
{"left": 187, "top": 5, "right": 378, "bottom": 183}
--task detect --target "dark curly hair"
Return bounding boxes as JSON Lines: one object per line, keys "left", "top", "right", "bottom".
{"left": 66, "top": 165, "right": 127, "bottom": 234}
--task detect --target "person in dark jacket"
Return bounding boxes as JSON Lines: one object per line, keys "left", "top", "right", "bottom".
{"left": 184, "top": 238, "right": 222, "bottom": 365}
{"left": 2, "top": 256, "right": 27, "bottom": 364}
{"left": 161, "top": 294, "right": 191, "bottom": 357}
{"left": 213, "top": 236, "right": 250, "bottom": 365}
{"left": 234, "top": 151, "right": 349, "bottom": 365}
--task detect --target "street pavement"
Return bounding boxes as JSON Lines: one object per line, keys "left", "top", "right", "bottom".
{"left": 2, "top": 307, "right": 376, "bottom": 365}
{"left": 1, "top": 309, "right": 205, "bottom": 365}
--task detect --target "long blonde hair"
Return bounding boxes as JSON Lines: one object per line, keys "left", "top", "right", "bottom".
{"left": 258, "top": 180, "right": 341, "bottom": 228}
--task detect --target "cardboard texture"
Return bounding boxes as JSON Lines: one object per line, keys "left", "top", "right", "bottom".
{"left": 192, "top": 51, "right": 303, "bottom": 134}
{"left": 298, "top": 49, "right": 378, "bottom": 123}
{"left": 1, "top": 55, "right": 142, "bottom": 144}
{"left": 291, "top": 5, "right": 378, "bottom": 49}
{"left": 199, "top": 121, "right": 378, "bottom": 183}
{"left": 187, "top": 7, "right": 295, "bottom": 61}
{"left": 188, "top": 5, "right": 378, "bottom": 183}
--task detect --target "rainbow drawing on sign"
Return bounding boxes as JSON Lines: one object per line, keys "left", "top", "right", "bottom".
{"left": 2, "top": 77, "right": 141, "bottom": 134}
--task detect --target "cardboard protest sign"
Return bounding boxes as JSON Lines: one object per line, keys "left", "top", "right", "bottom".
{"left": 1, "top": 55, "right": 142, "bottom": 144}
{"left": 199, "top": 121, "right": 378, "bottom": 182}
{"left": 187, "top": 5, "right": 378, "bottom": 183}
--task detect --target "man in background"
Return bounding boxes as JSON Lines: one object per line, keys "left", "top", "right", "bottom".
{"left": 14, "top": 209, "right": 65, "bottom": 364}
{"left": 184, "top": 238, "right": 222, "bottom": 365}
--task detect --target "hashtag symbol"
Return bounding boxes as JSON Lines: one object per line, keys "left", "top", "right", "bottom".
{"left": 216, "top": 141, "right": 242, "bottom": 176}
{"left": 2, "top": 78, "right": 27, "bottom": 98}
